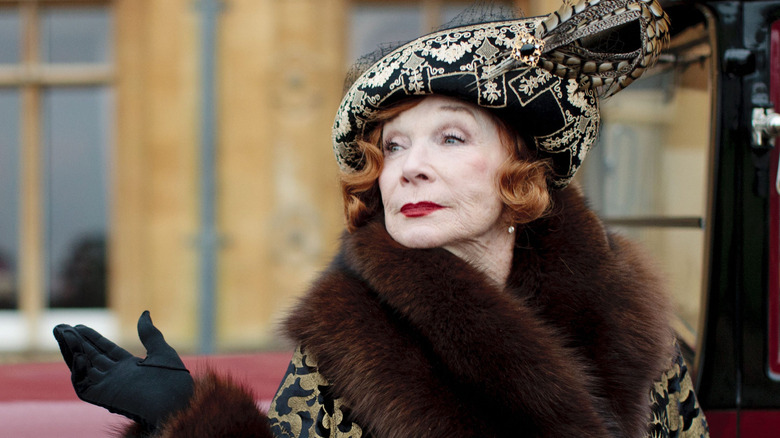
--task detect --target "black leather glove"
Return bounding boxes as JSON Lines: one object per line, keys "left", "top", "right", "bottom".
{"left": 53, "top": 311, "right": 195, "bottom": 431}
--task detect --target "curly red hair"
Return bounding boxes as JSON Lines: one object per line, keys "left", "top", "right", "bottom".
{"left": 340, "top": 97, "right": 552, "bottom": 232}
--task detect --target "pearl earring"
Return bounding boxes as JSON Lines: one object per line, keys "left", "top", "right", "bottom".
{"left": 508, "top": 225, "right": 515, "bottom": 234}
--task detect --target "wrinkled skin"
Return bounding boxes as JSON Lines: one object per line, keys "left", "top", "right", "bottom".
{"left": 379, "top": 95, "right": 514, "bottom": 282}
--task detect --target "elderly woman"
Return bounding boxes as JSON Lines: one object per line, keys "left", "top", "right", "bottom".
{"left": 54, "top": 0, "right": 710, "bottom": 437}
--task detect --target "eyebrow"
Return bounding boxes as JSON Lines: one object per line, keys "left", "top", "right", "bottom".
{"left": 437, "top": 104, "right": 479, "bottom": 121}
{"left": 439, "top": 104, "right": 474, "bottom": 113}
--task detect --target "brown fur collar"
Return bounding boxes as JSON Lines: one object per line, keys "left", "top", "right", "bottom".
{"left": 285, "top": 186, "right": 674, "bottom": 438}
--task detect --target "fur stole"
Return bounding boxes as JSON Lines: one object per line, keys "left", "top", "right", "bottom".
{"left": 120, "top": 371, "right": 272, "bottom": 438}
{"left": 285, "top": 186, "right": 675, "bottom": 438}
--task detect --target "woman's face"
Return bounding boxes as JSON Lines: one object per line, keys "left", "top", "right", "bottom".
{"left": 378, "top": 95, "right": 510, "bottom": 254}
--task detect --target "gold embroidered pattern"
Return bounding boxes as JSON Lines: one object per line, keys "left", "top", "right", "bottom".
{"left": 646, "top": 349, "right": 710, "bottom": 437}
{"left": 268, "top": 346, "right": 364, "bottom": 438}
{"left": 269, "top": 345, "right": 706, "bottom": 437}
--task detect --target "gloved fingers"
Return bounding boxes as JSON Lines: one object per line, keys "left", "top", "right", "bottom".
{"left": 84, "top": 345, "right": 117, "bottom": 373}
{"left": 69, "top": 355, "right": 139, "bottom": 425}
{"left": 72, "top": 351, "right": 119, "bottom": 393}
{"left": 64, "top": 332, "right": 116, "bottom": 377}
{"left": 70, "top": 352, "right": 93, "bottom": 393}
{"left": 68, "top": 327, "right": 130, "bottom": 373}
{"left": 137, "top": 311, "right": 187, "bottom": 370}
{"left": 74, "top": 324, "right": 134, "bottom": 362}
{"left": 70, "top": 354, "right": 110, "bottom": 405}
{"left": 53, "top": 324, "right": 85, "bottom": 370}
{"left": 54, "top": 329, "right": 110, "bottom": 404}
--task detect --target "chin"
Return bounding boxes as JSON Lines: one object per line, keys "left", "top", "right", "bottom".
{"left": 385, "top": 222, "right": 449, "bottom": 249}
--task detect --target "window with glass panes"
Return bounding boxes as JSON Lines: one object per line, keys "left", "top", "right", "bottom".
{"left": 0, "top": 1, "right": 112, "bottom": 317}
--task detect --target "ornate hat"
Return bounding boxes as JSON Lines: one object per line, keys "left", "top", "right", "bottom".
{"left": 332, "top": 0, "right": 670, "bottom": 188}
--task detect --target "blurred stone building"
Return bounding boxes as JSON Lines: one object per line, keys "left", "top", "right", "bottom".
{"left": 0, "top": 0, "right": 555, "bottom": 353}
{"left": 0, "top": 0, "right": 711, "bottom": 355}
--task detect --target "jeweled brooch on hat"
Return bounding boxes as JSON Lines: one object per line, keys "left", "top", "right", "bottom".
{"left": 333, "top": 0, "right": 670, "bottom": 188}
{"left": 511, "top": 31, "right": 545, "bottom": 68}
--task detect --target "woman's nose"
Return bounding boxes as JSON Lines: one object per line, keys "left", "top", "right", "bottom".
{"left": 400, "top": 143, "right": 433, "bottom": 183}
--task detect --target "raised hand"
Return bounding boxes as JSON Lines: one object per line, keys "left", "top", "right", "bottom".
{"left": 53, "top": 311, "right": 194, "bottom": 431}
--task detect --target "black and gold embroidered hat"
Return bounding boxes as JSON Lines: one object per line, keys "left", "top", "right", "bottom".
{"left": 333, "top": 0, "right": 670, "bottom": 188}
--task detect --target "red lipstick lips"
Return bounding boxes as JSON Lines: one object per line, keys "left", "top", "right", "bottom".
{"left": 400, "top": 202, "right": 444, "bottom": 217}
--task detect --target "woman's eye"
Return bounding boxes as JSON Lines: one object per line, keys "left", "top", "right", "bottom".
{"left": 443, "top": 134, "right": 465, "bottom": 144}
{"left": 383, "top": 142, "right": 401, "bottom": 153}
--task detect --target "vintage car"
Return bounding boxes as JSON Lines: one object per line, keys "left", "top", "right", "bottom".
{"left": 579, "top": 0, "right": 780, "bottom": 435}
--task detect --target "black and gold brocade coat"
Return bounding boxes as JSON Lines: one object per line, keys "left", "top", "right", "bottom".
{"left": 127, "top": 186, "right": 709, "bottom": 438}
